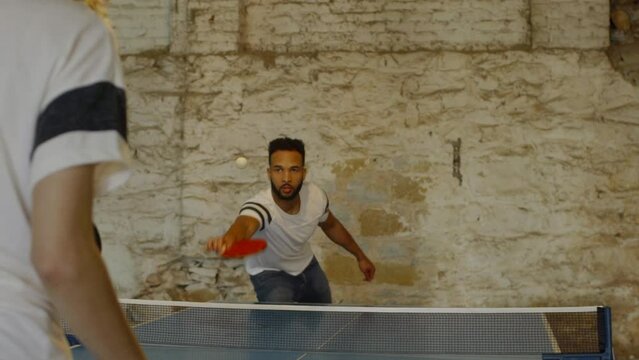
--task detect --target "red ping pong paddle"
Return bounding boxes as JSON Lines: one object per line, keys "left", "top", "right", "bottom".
{"left": 222, "top": 239, "right": 267, "bottom": 258}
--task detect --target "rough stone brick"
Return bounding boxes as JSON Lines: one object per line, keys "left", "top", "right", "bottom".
{"left": 531, "top": 0, "right": 609, "bottom": 49}
{"left": 245, "top": 0, "right": 530, "bottom": 52}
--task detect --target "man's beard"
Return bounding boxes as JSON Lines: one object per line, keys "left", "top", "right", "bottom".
{"left": 271, "top": 181, "right": 304, "bottom": 200}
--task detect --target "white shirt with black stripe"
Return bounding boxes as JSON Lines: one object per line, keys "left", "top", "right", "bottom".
{"left": 240, "top": 182, "right": 330, "bottom": 276}
{"left": 0, "top": 1, "right": 129, "bottom": 359}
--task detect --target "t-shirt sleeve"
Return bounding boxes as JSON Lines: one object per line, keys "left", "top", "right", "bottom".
{"left": 319, "top": 189, "right": 330, "bottom": 223}
{"left": 238, "top": 195, "right": 272, "bottom": 232}
{"left": 30, "top": 12, "right": 130, "bottom": 196}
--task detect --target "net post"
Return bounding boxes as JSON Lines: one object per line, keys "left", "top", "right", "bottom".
{"left": 598, "top": 306, "right": 614, "bottom": 360}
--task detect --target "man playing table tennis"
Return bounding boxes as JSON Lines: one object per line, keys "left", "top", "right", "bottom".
{"left": 208, "top": 137, "right": 375, "bottom": 303}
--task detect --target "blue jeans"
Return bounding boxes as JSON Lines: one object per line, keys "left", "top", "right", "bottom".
{"left": 249, "top": 257, "right": 332, "bottom": 304}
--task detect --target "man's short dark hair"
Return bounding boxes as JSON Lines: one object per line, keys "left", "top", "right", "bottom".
{"left": 268, "top": 137, "right": 305, "bottom": 165}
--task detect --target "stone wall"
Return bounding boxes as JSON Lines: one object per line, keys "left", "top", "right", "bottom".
{"left": 96, "top": 0, "right": 639, "bottom": 357}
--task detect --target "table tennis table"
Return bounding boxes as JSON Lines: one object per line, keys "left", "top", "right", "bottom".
{"left": 68, "top": 299, "right": 614, "bottom": 360}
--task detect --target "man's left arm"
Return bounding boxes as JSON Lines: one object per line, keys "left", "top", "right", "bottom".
{"left": 319, "top": 211, "right": 376, "bottom": 281}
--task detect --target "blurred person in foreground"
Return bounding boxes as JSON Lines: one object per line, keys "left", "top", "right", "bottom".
{"left": 0, "top": 0, "right": 145, "bottom": 358}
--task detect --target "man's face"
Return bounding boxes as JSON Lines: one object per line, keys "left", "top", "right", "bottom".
{"left": 268, "top": 150, "right": 306, "bottom": 200}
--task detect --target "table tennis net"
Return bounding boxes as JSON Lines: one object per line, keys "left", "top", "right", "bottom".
{"left": 65, "top": 300, "right": 608, "bottom": 356}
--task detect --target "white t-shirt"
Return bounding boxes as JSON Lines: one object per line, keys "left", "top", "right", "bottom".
{"left": 0, "top": 1, "right": 130, "bottom": 359}
{"left": 240, "top": 182, "right": 330, "bottom": 276}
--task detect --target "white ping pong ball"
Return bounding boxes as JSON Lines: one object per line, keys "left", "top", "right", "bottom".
{"left": 235, "top": 156, "right": 248, "bottom": 168}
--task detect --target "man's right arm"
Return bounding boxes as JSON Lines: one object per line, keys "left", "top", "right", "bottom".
{"left": 31, "top": 164, "right": 146, "bottom": 360}
{"left": 207, "top": 215, "right": 260, "bottom": 254}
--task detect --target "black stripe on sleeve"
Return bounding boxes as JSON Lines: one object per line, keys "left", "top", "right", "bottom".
{"left": 32, "top": 81, "right": 127, "bottom": 158}
{"left": 240, "top": 206, "right": 266, "bottom": 231}
{"left": 244, "top": 202, "right": 272, "bottom": 224}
